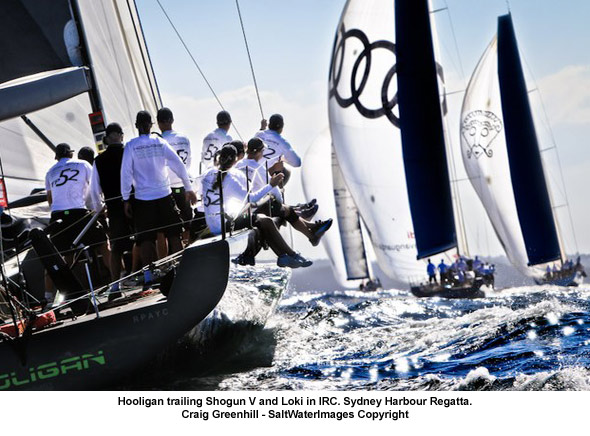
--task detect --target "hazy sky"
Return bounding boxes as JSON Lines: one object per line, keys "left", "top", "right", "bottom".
{"left": 136, "top": 0, "right": 590, "bottom": 259}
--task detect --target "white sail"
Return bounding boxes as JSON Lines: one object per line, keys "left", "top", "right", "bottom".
{"left": 460, "top": 30, "right": 555, "bottom": 278}
{"left": 0, "top": 0, "right": 160, "bottom": 200}
{"left": 328, "top": 0, "right": 459, "bottom": 282}
{"left": 302, "top": 129, "right": 368, "bottom": 288}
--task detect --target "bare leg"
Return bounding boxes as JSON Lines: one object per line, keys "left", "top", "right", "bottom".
{"left": 167, "top": 234, "right": 183, "bottom": 255}
{"left": 156, "top": 232, "right": 167, "bottom": 259}
{"left": 110, "top": 250, "right": 124, "bottom": 281}
{"left": 256, "top": 217, "right": 295, "bottom": 257}
{"left": 140, "top": 240, "right": 158, "bottom": 267}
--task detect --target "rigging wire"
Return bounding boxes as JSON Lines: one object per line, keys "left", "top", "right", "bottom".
{"left": 521, "top": 54, "right": 580, "bottom": 255}
{"left": 155, "top": 0, "right": 243, "bottom": 140}
{"left": 235, "top": 0, "right": 265, "bottom": 120}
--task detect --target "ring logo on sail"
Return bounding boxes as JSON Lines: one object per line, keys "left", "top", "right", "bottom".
{"left": 329, "top": 25, "right": 400, "bottom": 127}
{"left": 329, "top": 25, "right": 447, "bottom": 127}
{"left": 461, "top": 110, "right": 503, "bottom": 159}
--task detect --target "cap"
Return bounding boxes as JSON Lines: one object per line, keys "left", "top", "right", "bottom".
{"left": 55, "top": 143, "right": 74, "bottom": 159}
{"left": 216, "top": 110, "right": 232, "bottom": 125}
{"left": 135, "top": 110, "right": 153, "bottom": 125}
{"left": 247, "top": 137, "right": 265, "bottom": 153}
{"left": 105, "top": 122, "right": 123, "bottom": 136}
{"left": 157, "top": 107, "right": 174, "bottom": 123}
{"left": 268, "top": 113, "right": 284, "bottom": 130}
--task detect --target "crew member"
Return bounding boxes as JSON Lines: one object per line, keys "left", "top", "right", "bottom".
{"left": 45, "top": 143, "right": 110, "bottom": 305}
{"left": 235, "top": 137, "right": 330, "bottom": 246}
{"left": 438, "top": 259, "right": 448, "bottom": 283}
{"left": 201, "top": 144, "right": 312, "bottom": 268}
{"left": 157, "top": 107, "right": 194, "bottom": 242}
{"left": 427, "top": 259, "right": 437, "bottom": 284}
{"left": 121, "top": 111, "right": 197, "bottom": 286}
{"left": 255, "top": 113, "right": 301, "bottom": 185}
{"left": 91, "top": 123, "right": 134, "bottom": 299}
{"left": 201, "top": 110, "right": 233, "bottom": 171}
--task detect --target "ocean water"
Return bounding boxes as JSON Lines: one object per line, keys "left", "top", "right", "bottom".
{"left": 139, "top": 276, "right": 590, "bottom": 391}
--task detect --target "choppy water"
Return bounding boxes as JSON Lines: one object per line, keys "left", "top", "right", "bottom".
{"left": 125, "top": 268, "right": 590, "bottom": 391}
{"left": 176, "top": 283, "right": 590, "bottom": 391}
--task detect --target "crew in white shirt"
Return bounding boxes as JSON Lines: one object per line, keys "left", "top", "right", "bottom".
{"left": 44, "top": 143, "right": 110, "bottom": 304}
{"left": 201, "top": 144, "right": 312, "bottom": 268}
{"left": 234, "top": 137, "right": 331, "bottom": 248}
{"left": 157, "top": 107, "right": 193, "bottom": 240}
{"left": 121, "top": 111, "right": 197, "bottom": 279}
{"left": 255, "top": 113, "right": 301, "bottom": 185}
{"left": 201, "top": 110, "right": 233, "bottom": 172}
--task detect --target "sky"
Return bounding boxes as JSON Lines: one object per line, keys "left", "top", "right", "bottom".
{"left": 135, "top": 0, "right": 590, "bottom": 261}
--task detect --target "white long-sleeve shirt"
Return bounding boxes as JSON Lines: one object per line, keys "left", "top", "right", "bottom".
{"left": 235, "top": 158, "right": 283, "bottom": 203}
{"left": 45, "top": 158, "right": 93, "bottom": 212}
{"left": 201, "top": 127, "right": 232, "bottom": 172}
{"left": 162, "top": 130, "right": 192, "bottom": 187}
{"left": 201, "top": 167, "right": 273, "bottom": 235}
{"left": 255, "top": 129, "right": 301, "bottom": 168}
{"left": 121, "top": 134, "right": 191, "bottom": 201}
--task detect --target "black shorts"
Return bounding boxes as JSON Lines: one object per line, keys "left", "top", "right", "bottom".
{"left": 171, "top": 187, "right": 193, "bottom": 231}
{"left": 107, "top": 206, "right": 133, "bottom": 253}
{"left": 254, "top": 199, "right": 297, "bottom": 224}
{"left": 132, "top": 195, "right": 182, "bottom": 243}
{"left": 49, "top": 209, "right": 107, "bottom": 254}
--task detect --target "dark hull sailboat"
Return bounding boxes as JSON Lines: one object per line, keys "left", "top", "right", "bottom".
{"left": 0, "top": 0, "right": 289, "bottom": 390}
{"left": 324, "top": 0, "right": 491, "bottom": 297}
{"left": 0, "top": 239, "right": 229, "bottom": 390}
{"left": 410, "top": 282, "right": 485, "bottom": 299}
{"left": 460, "top": 13, "right": 584, "bottom": 285}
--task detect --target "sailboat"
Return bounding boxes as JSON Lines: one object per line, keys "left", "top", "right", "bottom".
{"left": 302, "top": 129, "right": 381, "bottom": 291}
{"left": 0, "top": 0, "right": 285, "bottom": 390}
{"left": 320, "top": 0, "right": 490, "bottom": 298}
{"left": 460, "top": 13, "right": 585, "bottom": 287}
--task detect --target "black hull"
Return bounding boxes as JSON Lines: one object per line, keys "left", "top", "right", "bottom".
{"left": 0, "top": 239, "right": 229, "bottom": 390}
{"left": 410, "top": 283, "right": 485, "bottom": 299}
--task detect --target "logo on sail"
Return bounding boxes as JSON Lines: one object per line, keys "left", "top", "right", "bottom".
{"left": 461, "top": 110, "right": 503, "bottom": 159}
{"left": 329, "top": 25, "right": 447, "bottom": 127}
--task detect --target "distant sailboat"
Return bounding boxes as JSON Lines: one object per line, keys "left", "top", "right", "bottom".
{"left": 302, "top": 129, "right": 379, "bottom": 290}
{"left": 322, "top": 0, "right": 488, "bottom": 297}
{"left": 460, "top": 13, "right": 585, "bottom": 287}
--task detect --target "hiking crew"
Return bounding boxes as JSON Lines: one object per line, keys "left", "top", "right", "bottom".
{"left": 255, "top": 113, "right": 301, "bottom": 186}
{"left": 201, "top": 144, "right": 312, "bottom": 268}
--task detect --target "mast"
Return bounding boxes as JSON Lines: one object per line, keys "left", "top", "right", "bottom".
{"left": 70, "top": 0, "right": 107, "bottom": 150}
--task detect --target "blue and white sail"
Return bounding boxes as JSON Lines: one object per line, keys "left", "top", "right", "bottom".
{"left": 0, "top": 0, "right": 161, "bottom": 199}
{"left": 460, "top": 14, "right": 562, "bottom": 276}
{"left": 328, "top": 0, "right": 457, "bottom": 282}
